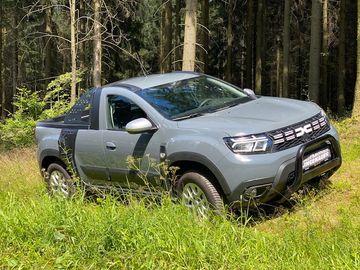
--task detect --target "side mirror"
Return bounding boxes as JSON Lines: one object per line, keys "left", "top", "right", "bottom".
{"left": 243, "top": 88, "right": 256, "bottom": 97}
{"left": 125, "top": 118, "right": 156, "bottom": 134}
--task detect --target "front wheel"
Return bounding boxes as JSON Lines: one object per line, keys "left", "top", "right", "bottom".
{"left": 176, "top": 171, "right": 224, "bottom": 216}
{"left": 46, "top": 163, "right": 75, "bottom": 198}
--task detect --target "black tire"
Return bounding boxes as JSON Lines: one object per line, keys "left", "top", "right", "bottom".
{"left": 46, "top": 163, "right": 75, "bottom": 198}
{"left": 176, "top": 171, "right": 224, "bottom": 216}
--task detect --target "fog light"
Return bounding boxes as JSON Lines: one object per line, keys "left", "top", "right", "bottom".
{"left": 244, "top": 187, "right": 257, "bottom": 199}
{"left": 243, "top": 184, "right": 272, "bottom": 200}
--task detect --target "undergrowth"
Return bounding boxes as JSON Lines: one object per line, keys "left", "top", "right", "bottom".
{"left": 0, "top": 119, "right": 359, "bottom": 269}
{"left": 0, "top": 72, "right": 82, "bottom": 150}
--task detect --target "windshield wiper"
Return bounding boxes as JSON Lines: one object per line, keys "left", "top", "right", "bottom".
{"left": 172, "top": 112, "right": 207, "bottom": 121}
{"left": 172, "top": 98, "right": 249, "bottom": 120}
{"left": 204, "top": 101, "right": 240, "bottom": 114}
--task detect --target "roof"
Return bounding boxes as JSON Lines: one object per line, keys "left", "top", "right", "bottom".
{"left": 105, "top": 71, "right": 200, "bottom": 90}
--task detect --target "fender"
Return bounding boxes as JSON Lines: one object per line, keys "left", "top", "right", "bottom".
{"left": 167, "top": 151, "right": 231, "bottom": 195}
{"left": 40, "top": 149, "right": 60, "bottom": 167}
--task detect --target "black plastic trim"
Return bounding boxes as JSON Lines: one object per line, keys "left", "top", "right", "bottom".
{"left": 226, "top": 176, "right": 275, "bottom": 203}
{"left": 280, "top": 134, "right": 341, "bottom": 201}
{"left": 80, "top": 165, "right": 108, "bottom": 181}
{"left": 39, "top": 149, "right": 60, "bottom": 168}
{"left": 58, "top": 129, "right": 79, "bottom": 175}
{"left": 303, "top": 158, "right": 341, "bottom": 182}
{"left": 36, "top": 122, "right": 89, "bottom": 129}
{"left": 167, "top": 152, "right": 231, "bottom": 195}
{"left": 90, "top": 88, "right": 102, "bottom": 130}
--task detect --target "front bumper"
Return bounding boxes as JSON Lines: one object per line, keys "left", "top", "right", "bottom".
{"left": 225, "top": 133, "right": 341, "bottom": 204}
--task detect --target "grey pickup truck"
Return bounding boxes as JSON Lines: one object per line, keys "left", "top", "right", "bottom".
{"left": 36, "top": 72, "right": 341, "bottom": 214}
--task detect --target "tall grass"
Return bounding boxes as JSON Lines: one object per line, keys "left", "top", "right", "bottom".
{"left": 1, "top": 192, "right": 359, "bottom": 269}
{"left": 0, "top": 119, "right": 359, "bottom": 269}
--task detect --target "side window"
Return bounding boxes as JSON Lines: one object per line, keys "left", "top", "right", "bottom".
{"left": 108, "top": 95, "right": 147, "bottom": 130}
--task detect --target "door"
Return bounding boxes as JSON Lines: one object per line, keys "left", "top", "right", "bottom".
{"left": 64, "top": 88, "right": 109, "bottom": 185}
{"left": 103, "top": 95, "right": 161, "bottom": 191}
{"left": 76, "top": 129, "right": 108, "bottom": 184}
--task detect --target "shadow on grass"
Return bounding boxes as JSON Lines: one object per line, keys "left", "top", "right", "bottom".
{"left": 243, "top": 176, "right": 333, "bottom": 225}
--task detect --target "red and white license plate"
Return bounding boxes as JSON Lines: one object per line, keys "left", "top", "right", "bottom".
{"left": 303, "top": 148, "right": 331, "bottom": 171}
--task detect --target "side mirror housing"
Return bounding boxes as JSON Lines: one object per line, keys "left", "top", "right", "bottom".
{"left": 243, "top": 88, "right": 256, "bottom": 97}
{"left": 125, "top": 118, "right": 156, "bottom": 134}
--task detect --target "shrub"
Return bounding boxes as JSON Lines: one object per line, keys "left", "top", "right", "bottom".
{"left": 0, "top": 88, "right": 45, "bottom": 148}
{"left": 0, "top": 72, "right": 83, "bottom": 149}
{"left": 41, "top": 71, "right": 83, "bottom": 119}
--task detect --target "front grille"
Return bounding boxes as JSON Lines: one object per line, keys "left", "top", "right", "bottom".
{"left": 267, "top": 113, "right": 330, "bottom": 152}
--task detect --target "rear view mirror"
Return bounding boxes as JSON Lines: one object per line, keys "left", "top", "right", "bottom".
{"left": 125, "top": 118, "right": 156, "bottom": 134}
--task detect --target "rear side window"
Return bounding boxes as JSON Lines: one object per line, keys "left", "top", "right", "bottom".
{"left": 64, "top": 89, "right": 95, "bottom": 125}
{"left": 108, "top": 95, "right": 147, "bottom": 130}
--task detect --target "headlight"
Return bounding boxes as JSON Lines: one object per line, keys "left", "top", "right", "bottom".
{"left": 320, "top": 109, "right": 329, "bottom": 122}
{"left": 224, "top": 134, "right": 272, "bottom": 154}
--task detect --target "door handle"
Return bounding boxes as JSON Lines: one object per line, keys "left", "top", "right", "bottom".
{"left": 105, "top": 142, "right": 117, "bottom": 150}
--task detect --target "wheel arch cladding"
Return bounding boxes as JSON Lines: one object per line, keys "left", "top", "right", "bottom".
{"left": 168, "top": 152, "right": 231, "bottom": 197}
{"left": 42, "top": 155, "right": 64, "bottom": 169}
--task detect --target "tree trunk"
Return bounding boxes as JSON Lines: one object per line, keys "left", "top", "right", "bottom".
{"left": 160, "top": 3, "right": 164, "bottom": 72}
{"left": 353, "top": 0, "right": 360, "bottom": 118}
{"left": 199, "top": 0, "right": 209, "bottom": 73}
{"left": 174, "top": 0, "right": 182, "bottom": 70}
{"left": 79, "top": 0, "right": 86, "bottom": 93}
{"left": 160, "top": 0, "right": 172, "bottom": 73}
{"left": 182, "top": 0, "right": 197, "bottom": 71}
{"left": 282, "top": 0, "right": 291, "bottom": 98}
{"left": 0, "top": 4, "right": 3, "bottom": 120}
{"left": 69, "top": 0, "right": 77, "bottom": 102}
{"left": 11, "top": 11, "right": 18, "bottom": 113}
{"left": 93, "top": 0, "right": 102, "bottom": 87}
{"left": 308, "top": 0, "right": 322, "bottom": 103}
{"left": 338, "top": 0, "right": 346, "bottom": 114}
{"left": 245, "top": 0, "right": 254, "bottom": 88}
{"left": 225, "top": 0, "right": 234, "bottom": 82}
{"left": 321, "top": 0, "right": 329, "bottom": 109}
{"left": 276, "top": 35, "right": 282, "bottom": 97}
{"left": 43, "top": 0, "right": 55, "bottom": 79}
{"left": 297, "top": 36, "right": 304, "bottom": 100}
{"left": 164, "top": 0, "right": 172, "bottom": 72}
{"left": 255, "top": 0, "right": 264, "bottom": 94}
{"left": 1, "top": 3, "right": 18, "bottom": 116}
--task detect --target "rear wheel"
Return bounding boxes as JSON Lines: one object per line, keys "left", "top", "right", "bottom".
{"left": 177, "top": 171, "right": 224, "bottom": 216}
{"left": 46, "top": 163, "right": 74, "bottom": 198}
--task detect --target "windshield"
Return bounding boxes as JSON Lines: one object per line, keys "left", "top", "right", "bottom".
{"left": 136, "top": 76, "right": 252, "bottom": 120}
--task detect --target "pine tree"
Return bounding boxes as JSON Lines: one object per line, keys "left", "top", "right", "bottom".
{"left": 93, "top": 0, "right": 102, "bottom": 87}
{"left": 353, "top": 0, "right": 360, "bottom": 118}
{"left": 308, "top": 0, "right": 322, "bottom": 103}
{"left": 182, "top": 0, "right": 197, "bottom": 71}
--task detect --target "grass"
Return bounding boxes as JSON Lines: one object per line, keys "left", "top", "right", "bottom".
{"left": 0, "top": 119, "right": 359, "bottom": 269}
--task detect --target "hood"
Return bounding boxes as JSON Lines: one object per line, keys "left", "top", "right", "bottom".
{"left": 177, "top": 97, "right": 321, "bottom": 136}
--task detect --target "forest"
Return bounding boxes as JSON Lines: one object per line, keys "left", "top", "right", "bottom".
{"left": 1, "top": 1, "right": 360, "bottom": 268}
{"left": 1, "top": 0, "right": 360, "bottom": 125}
